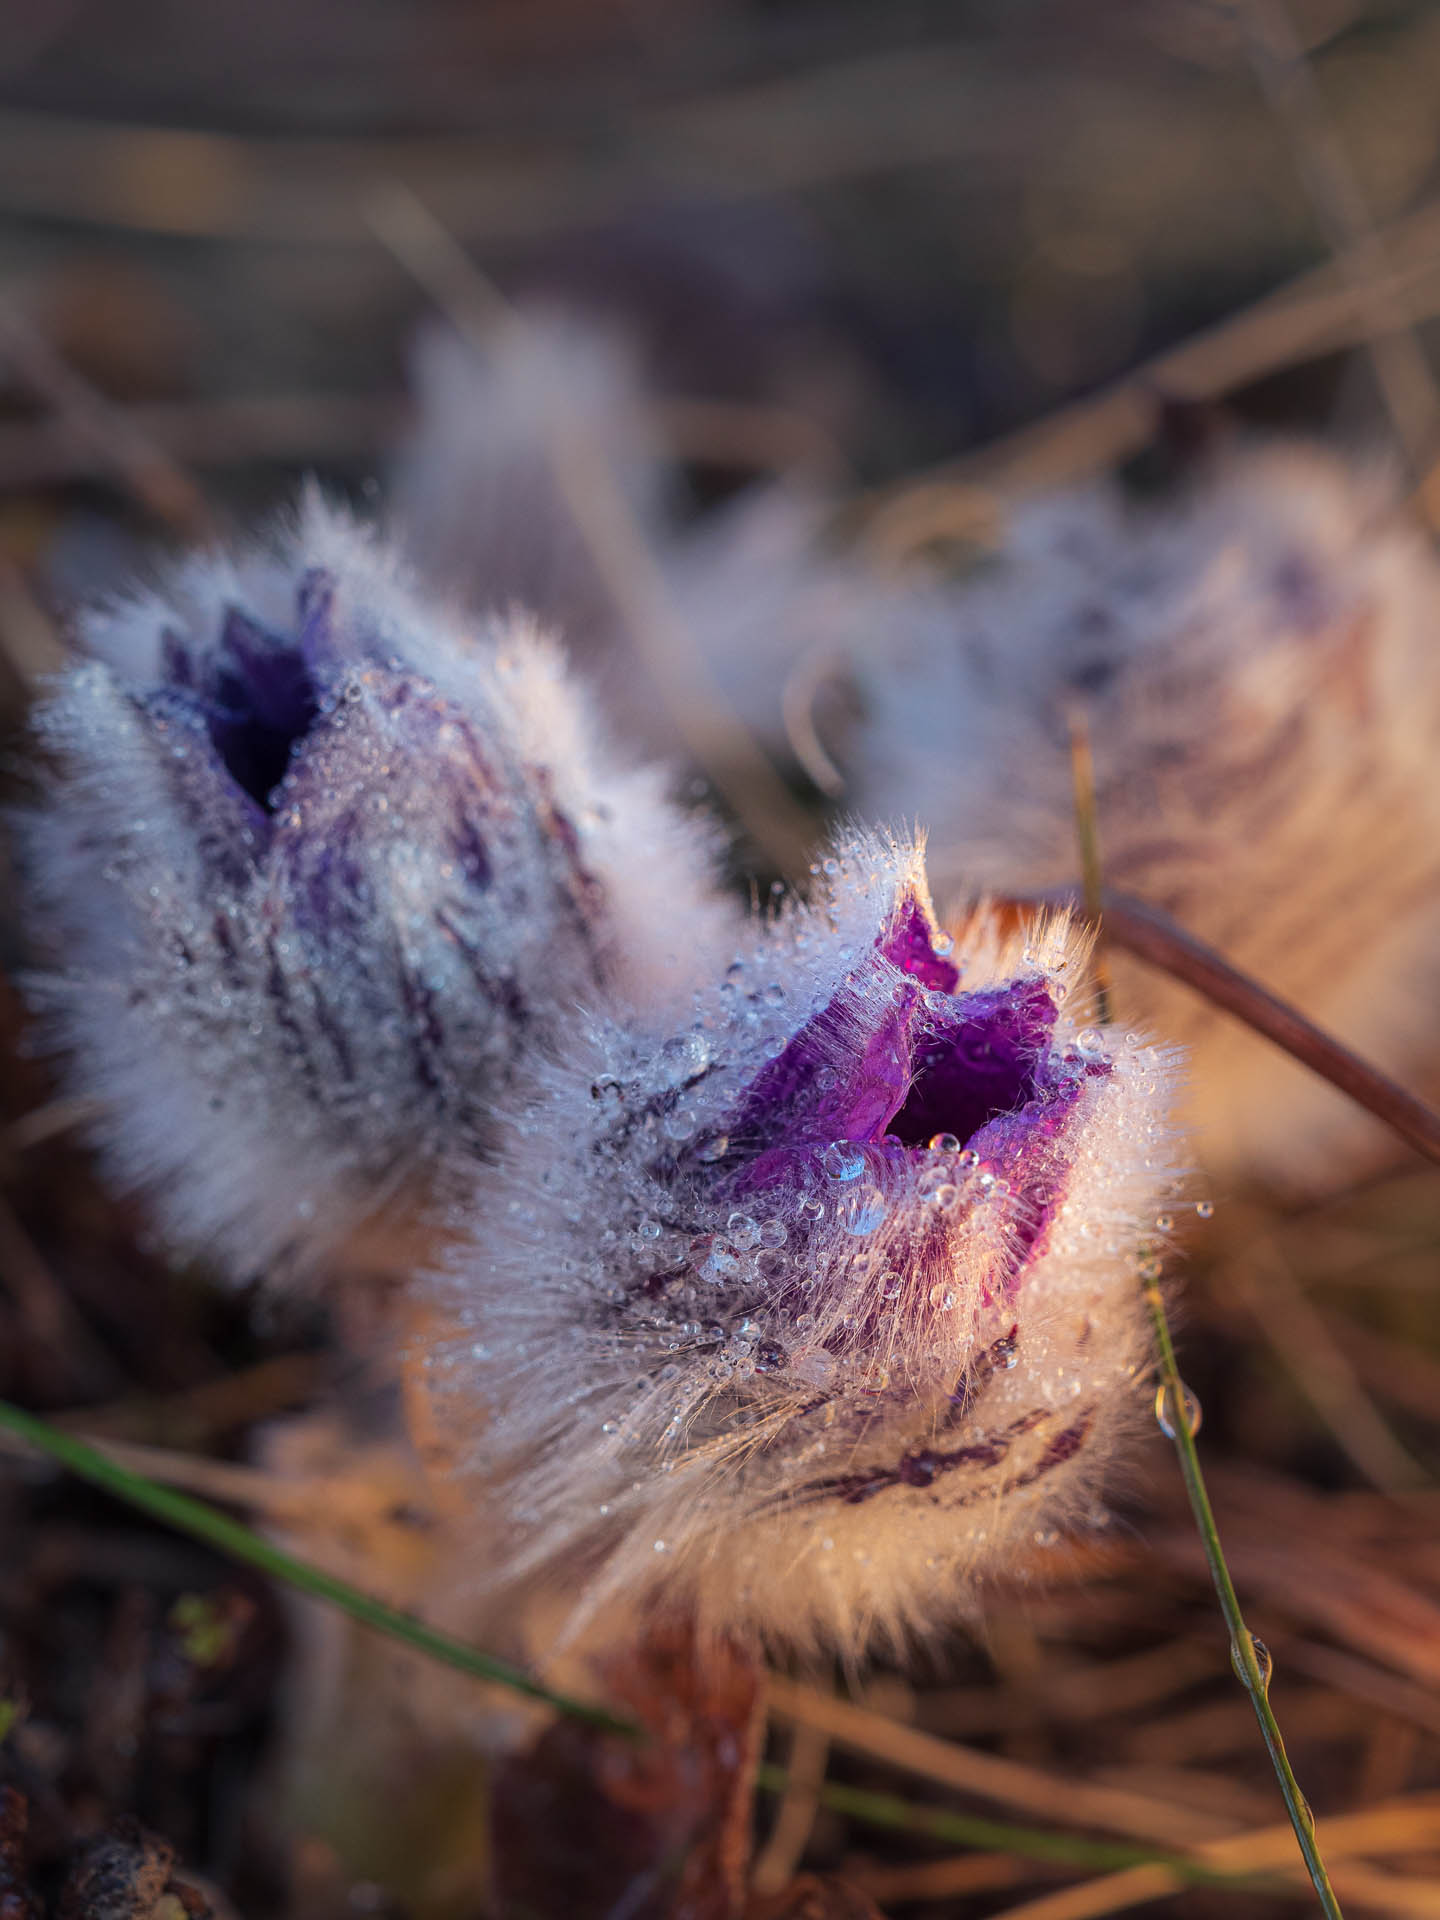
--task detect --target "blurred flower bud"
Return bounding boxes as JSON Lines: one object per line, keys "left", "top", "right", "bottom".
{"left": 23, "top": 494, "right": 735, "bottom": 1281}
{"left": 391, "top": 309, "right": 664, "bottom": 663}
{"left": 846, "top": 445, "right": 1440, "bottom": 1191}
{"left": 387, "top": 305, "right": 890, "bottom": 767}
{"left": 421, "top": 830, "right": 1184, "bottom": 1656}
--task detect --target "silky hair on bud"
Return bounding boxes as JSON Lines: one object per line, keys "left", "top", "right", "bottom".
{"left": 421, "top": 828, "right": 1186, "bottom": 1660}
{"left": 847, "top": 443, "right": 1440, "bottom": 1190}
{"left": 22, "top": 492, "right": 737, "bottom": 1282}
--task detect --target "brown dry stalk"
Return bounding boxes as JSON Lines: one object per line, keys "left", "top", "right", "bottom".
{"left": 980, "top": 1794, "right": 1440, "bottom": 1920}
{"left": 764, "top": 1675, "right": 1237, "bottom": 1850}
{"left": 1035, "top": 887, "right": 1440, "bottom": 1171}
{"left": 0, "top": 307, "right": 217, "bottom": 543}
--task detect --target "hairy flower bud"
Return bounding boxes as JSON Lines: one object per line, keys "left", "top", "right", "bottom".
{"left": 391, "top": 310, "right": 663, "bottom": 667}
{"left": 387, "top": 306, "right": 892, "bottom": 763}
{"left": 23, "top": 495, "right": 734, "bottom": 1279}
{"left": 847, "top": 445, "right": 1440, "bottom": 1189}
{"left": 421, "top": 831, "right": 1183, "bottom": 1656}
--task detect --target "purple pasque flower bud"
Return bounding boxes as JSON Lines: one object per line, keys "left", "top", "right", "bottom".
{"left": 23, "top": 494, "right": 735, "bottom": 1281}
{"left": 422, "top": 829, "right": 1185, "bottom": 1656}
{"left": 848, "top": 444, "right": 1440, "bottom": 1192}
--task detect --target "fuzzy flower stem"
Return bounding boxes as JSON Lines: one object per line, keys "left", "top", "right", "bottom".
{"left": 1140, "top": 1273, "right": 1343, "bottom": 1920}
{"left": 1040, "top": 887, "right": 1440, "bottom": 1170}
{"left": 0, "top": 1397, "right": 638, "bottom": 1737}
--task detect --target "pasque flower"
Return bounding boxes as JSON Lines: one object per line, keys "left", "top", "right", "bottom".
{"left": 23, "top": 495, "right": 734, "bottom": 1280}
{"left": 848, "top": 445, "right": 1440, "bottom": 1189}
{"left": 422, "top": 831, "right": 1184, "bottom": 1656}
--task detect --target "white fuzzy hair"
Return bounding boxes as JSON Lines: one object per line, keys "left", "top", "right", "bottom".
{"left": 419, "top": 828, "right": 1185, "bottom": 1661}
{"left": 847, "top": 445, "right": 1440, "bottom": 1191}
{"left": 23, "top": 494, "right": 738, "bottom": 1282}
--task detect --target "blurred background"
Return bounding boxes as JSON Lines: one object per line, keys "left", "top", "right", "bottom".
{"left": 6, "top": 4, "right": 1440, "bottom": 1918}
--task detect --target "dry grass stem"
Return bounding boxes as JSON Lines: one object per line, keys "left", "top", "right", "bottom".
{"left": 982, "top": 1793, "right": 1440, "bottom": 1920}
{"left": 0, "top": 305, "right": 217, "bottom": 543}
{"left": 863, "top": 195, "right": 1440, "bottom": 555}
{"left": 764, "top": 1675, "right": 1237, "bottom": 1848}
{"left": 750, "top": 1718, "right": 831, "bottom": 1895}
{"left": 1046, "top": 888, "right": 1440, "bottom": 1170}
{"left": 1240, "top": 0, "right": 1440, "bottom": 487}
{"left": 1218, "top": 1241, "right": 1430, "bottom": 1494}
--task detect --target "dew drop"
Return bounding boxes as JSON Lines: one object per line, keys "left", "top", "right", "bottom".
{"left": 928, "top": 1131, "right": 962, "bottom": 1154}
{"left": 821, "top": 1140, "right": 866, "bottom": 1182}
{"left": 793, "top": 1349, "right": 837, "bottom": 1388}
{"left": 1230, "top": 1631, "right": 1273, "bottom": 1694}
{"left": 838, "top": 1185, "right": 887, "bottom": 1236}
{"left": 1154, "top": 1379, "right": 1202, "bottom": 1439}
{"left": 1076, "top": 1027, "right": 1105, "bottom": 1057}
{"left": 727, "top": 1212, "right": 761, "bottom": 1250}
{"left": 1195, "top": 1199, "right": 1215, "bottom": 1220}
{"left": 1155, "top": 1212, "right": 1173, "bottom": 1232}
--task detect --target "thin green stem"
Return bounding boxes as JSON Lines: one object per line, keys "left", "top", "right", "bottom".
{"left": 1142, "top": 1281, "right": 1343, "bottom": 1918}
{"left": 0, "top": 1397, "right": 637, "bottom": 1737}
{"left": 1065, "top": 713, "right": 1342, "bottom": 1916}
{"left": 753, "top": 1764, "right": 1279, "bottom": 1890}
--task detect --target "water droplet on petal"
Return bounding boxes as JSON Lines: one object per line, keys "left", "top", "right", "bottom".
{"left": 821, "top": 1141, "right": 866, "bottom": 1182}
{"left": 928, "top": 1132, "right": 962, "bottom": 1154}
{"left": 727, "top": 1212, "right": 761, "bottom": 1250}
{"left": 838, "top": 1185, "right": 887, "bottom": 1235}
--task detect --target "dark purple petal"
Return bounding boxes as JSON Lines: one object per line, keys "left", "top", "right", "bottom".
{"left": 881, "top": 893, "right": 959, "bottom": 991}
{"left": 890, "top": 979, "right": 1056, "bottom": 1149}
{"left": 218, "top": 607, "right": 318, "bottom": 736}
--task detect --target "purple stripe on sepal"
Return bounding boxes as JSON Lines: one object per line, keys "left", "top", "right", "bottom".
{"left": 131, "top": 688, "right": 270, "bottom": 885}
